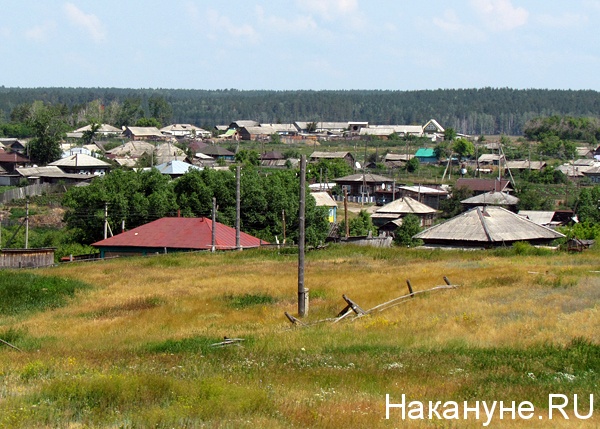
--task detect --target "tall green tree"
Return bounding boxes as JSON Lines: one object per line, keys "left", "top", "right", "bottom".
{"left": 26, "top": 101, "right": 68, "bottom": 164}
{"left": 453, "top": 138, "right": 475, "bottom": 160}
{"left": 148, "top": 95, "right": 173, "bottom": 126}
{"left": 62, "top": 169, "right": 177, "bottom": 244}
{"left": 393, "top": 214, "right": 423, "bottom": 247}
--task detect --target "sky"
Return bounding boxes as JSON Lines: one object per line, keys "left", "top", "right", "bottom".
{"left": 1, "top": 0, "right": 600, "bottom": 91}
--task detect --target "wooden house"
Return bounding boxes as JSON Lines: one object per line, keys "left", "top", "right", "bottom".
{"left": 414, "top": 206, "right": 565, "bottom": 248}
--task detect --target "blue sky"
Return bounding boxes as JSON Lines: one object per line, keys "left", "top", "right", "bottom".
{"left": 2, "top": 0, "right": 600, "bottom": 90}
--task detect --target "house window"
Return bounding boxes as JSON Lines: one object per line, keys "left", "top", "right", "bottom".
{"left": 359, "top": 185, "right": 371, "bottom": 195}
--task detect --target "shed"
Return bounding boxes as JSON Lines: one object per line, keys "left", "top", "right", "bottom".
{"left": 311, "top": 192, "right": 338, "bottom": 223}
{"left": 92, "top": 217, "right": 267, "bottom": 258}
{"left": 415, "top": 148, "right": 438, "bottom": 163}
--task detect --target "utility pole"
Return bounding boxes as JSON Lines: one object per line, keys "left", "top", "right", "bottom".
{"left": 236, "top": 166, "right": 241, "bottom": 250}
{"left": 211, "top": 197, "right": 217, "bottom": 253}
{"left": 298, "top": 155, "right": 307, "bottom": 317}
{"left": 344, "top": 188, "right": 349, "bottom": 239}
{"left": 25, "top": 199, "right": 29, "bottom": 249}
{"left": 282, "top": 209, "right": 286, "bottom": 244}
{"left": 104, "top": 202, "right": 108, "bottom": 240}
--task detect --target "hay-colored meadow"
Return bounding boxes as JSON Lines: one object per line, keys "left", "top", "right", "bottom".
{"left": 1, "top": 245, "right": 600, "bottom": 428}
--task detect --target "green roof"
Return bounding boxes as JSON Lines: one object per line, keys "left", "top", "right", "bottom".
{"left": 415, "top": 148, "right": 436, "bottom": 158}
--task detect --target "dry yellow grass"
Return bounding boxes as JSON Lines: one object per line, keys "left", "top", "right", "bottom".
{"left": 1, "top": 245, "right": 600, "bottom": 428}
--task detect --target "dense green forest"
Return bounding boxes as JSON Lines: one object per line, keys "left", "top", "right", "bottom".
{"left": 1, "top": 87, "right": 600, "bottom": 136}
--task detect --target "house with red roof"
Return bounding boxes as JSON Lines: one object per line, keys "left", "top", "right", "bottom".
{"left": 92, "top": 217, "right": 267, "bottom": 258}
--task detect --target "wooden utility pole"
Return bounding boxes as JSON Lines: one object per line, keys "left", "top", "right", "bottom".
{"left": 104, "top": 202, "right": 108, "bottom": 240}
{"left": 211, "top": 197, "right": 217, "bottom": 253}
{"left": 24, "top": 199, "right": 29, "bottom": 249}
{"left": 344, "top": 189, "right": 349, "bottom": 238}
{"left": 236, "top": 166, "right": 241, "bottom": 250}
{"left": 282, "top": 209, "right": 286, "bottom": 244}
{"left": 298, "top": 155, "right": 307, "bottom": 317}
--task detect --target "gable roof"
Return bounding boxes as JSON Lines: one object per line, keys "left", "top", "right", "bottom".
{"left": 310, "top": 151, "right": 353, "bottom": 160}
{"left": 73, "top": 124, "right": 121, "bottom": 134}
{"left": 334, "top": 173, "right": 394, "bottom": 183}
{"left": 414, "top": 206, "right": 564, "bottom": 245}
{"left": 92, "top": 217, "right": 266, "bottom": 250}
{"left": 197, "top": 145, "right": 235, "bottom": 157}
{"left": 125, "top": 126, "right": 163, "bottom": 137}
{"left": 311, "top": 191, "right": 337, "bottom": 207}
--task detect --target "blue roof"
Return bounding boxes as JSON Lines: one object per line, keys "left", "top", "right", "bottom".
{"left": 415, "top": 148, "right": 436, "bottom": 158}
{"left": 154, "top": 160, "right": 202, "bottom": 175}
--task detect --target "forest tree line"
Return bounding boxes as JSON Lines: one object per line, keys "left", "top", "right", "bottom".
{"left": 1, "top": 87, "right": 600, "bottom": 136}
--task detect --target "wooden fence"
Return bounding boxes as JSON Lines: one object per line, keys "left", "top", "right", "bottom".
{"left": 0, "top": 184, "right": 64, "bottom": 204}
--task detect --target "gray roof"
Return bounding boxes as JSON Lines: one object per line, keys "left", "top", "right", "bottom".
{"left": 310, "top": 151, "right": 352, "bottom": 160}
{"left": 375, "top": 197, "right": 437, "bottom": 215}
{"left": 334, "top": 173, "right": 394, "bottom": 183}
{"left": 16, "top": 166, "right": 93, "bottom": 180}
{"left": 414, "top": 206, "right": 565, "bottom": 244}
{"left": 49, "top": 153, "right": 111, "bottom": 168}
{"left": 398, "top": 185, "right": 448, "bottom": 195}
{"left": 73, "top": 124, "right": 122, "bottom": 134}
{"left": 311, "top": 192, "right": 337, "bottom": 207}
{"left": 461, "top": 191, "right": 519, "bottom": 206}
{"left": 153, "top": 160, "right": 202, "bottom": 175}
{"left": 518, "top": 211, "right": 556, "bottom": 226}
{"left": 125, "top": 126, "right": 163, "bottom": 137}
{"left": 106, "top": 141, "right": 155, "bottom": 157}
{"left": 505, "top": 160, "right": 546, "bottom": 170}
{"left": 383, "top": 153, "right": 414, "bottom": 161}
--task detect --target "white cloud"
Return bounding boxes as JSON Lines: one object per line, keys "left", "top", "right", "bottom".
{"left": 255, "top": 6, "right": 318, "bottom": 34}
{"left": 536, "top": 13, "right": 588, "bottom": 28}
{"left": 295, "top": 0, "right": 358, "bottom": 20}
{"left": 470, "top": 0, "right": 528, "bottom": 31}
{"left": 25, "top": 21, "right": 56, "bottom": 42}
{"left": 63, "top": 3, "right": 106, "bottom": 43}
{"left": 205, "top": 9, "right": 258, "bottom": 43}
{"left": 432, "top": 9, "right": 486, "bottom": 42}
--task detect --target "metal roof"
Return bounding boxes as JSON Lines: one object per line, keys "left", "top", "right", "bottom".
{"left": 375, "top": 197, "right": 438, "bottom": 215}
{"left": 92, "top": 217, "right": 267, "bottom": 250}
{"left": 311, "top": 192, "right": 337, "bottom": 207}
{"left": 334, "top": 173, "right": 394, "bottom": 183}
{"left": 414, "top": 206, "right": 564, "bottom": 244}
{"left": 48, "top": 153, "right": 110, "bottom": 168}
{"left": 153, "top": 160, "right": 202, "bottom": 175}
{"left": 461, "top": 191, "right": 519, "bottom": 206}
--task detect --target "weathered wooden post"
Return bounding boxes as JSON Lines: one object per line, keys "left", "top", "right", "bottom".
{"left": 236, "top": 166, "right": 241, "bottom": 250}
{"left": 344, "top": 189, "right": 349, "bottom": 239}
{"left": 298, "top": 155, "right": 307, "bottom": 316}
{"left": 211, "top": 197, "right": 217, "bottom": 253}
{"left": 406, "top": 279, "right": 414, "bottom": 298}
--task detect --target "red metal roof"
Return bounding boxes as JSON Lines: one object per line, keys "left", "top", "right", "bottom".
{"left": 92, "top": 217, "right": 267, "bottom": 250}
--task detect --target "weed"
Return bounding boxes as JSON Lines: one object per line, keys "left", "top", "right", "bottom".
{"left": 223, "top": 293, "right": 276, "bottom": 309}
{"left": 0, "top": 272, "right": 91, "bottom": 315}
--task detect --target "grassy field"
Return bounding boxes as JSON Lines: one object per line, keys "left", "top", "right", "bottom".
{"left": 1, "top": 245, "right": 600, "bottom": 428}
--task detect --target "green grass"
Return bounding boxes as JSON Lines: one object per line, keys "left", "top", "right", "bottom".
{"left": 0, "top": 271, "right": 91, "bottom": 315}
{"left": 223, "top": 293, "right": 277, "bottom": 309}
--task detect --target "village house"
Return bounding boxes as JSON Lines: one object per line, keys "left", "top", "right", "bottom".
{"left": 48, "top": 153, "right": 111, "bottom": 175}
{"left": 333, "top": 173, "right": 394, "bottom": 203}
{"left": 395, "top": 185, "right": 449, "bottom": 210}
{"left": 309, "top": 151, "right": 355, "bottom": 168}
{"left": 414, "top": 206, "right": 565, "bottom": 248}
{"left": 454, "top": 178, "right": 513, "bottom": 195}
{"left": 371, "top": 196, "right": 438, "bottom": 230}
{"left": 160, "top": 124, "right": 211, "bottom": 139}
{"left": 92, "top": 217, "right": 267, "bottom": 258}
{"left": 123, "top": 126, "right": 164, "bottom": 141}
